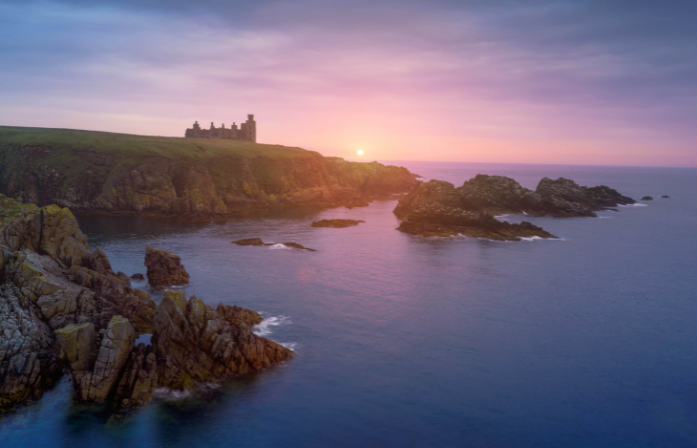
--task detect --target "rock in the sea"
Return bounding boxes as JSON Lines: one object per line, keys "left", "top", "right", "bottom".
{"left": 231, "top": 238, "right": 265, "bottom": 246}
{"left": 661, "top": 195, "right": 670, "bottom": 198}
{"left": 396, "top": 206, "right": 557, "bottom": 240}
{"left": 232, "top": 238, "right": 316, "bottom": 251}
{"left": 144, "top": 246, "right": 190, "bottom": 290}
{"left": 393, "top": 175, "right": 636, "bottom": 240}
{"left": 152, "top": 291, "right": 293, "bottom": 390}
{"left": 642, "top": 196, "right": 654, "bottom": 201}
{"left": 130, "top": 273, "right": 145, "bottom": 280}
{"left": 311, "top": 219, "right": 365, "bottom": 228}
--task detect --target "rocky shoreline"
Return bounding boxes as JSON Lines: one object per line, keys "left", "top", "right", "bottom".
{"left": 394, "top": 175, "right": 635, "bottom": 239}
{"left": 0, "top": 195, "right": 292, "bottom": 418}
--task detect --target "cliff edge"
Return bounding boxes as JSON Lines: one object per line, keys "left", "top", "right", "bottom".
{"left": 0, "top": 126, "right": 417, "bottom": 220}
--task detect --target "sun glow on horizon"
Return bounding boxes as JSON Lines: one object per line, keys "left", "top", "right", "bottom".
{"left": 357, "top": 150, "right": 364, "bottom": 156}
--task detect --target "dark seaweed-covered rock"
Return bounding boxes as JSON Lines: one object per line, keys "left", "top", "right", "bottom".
{"left": 231, "top": 238, "right": 265, "bottom": 246}
{"left": 396, "top": 206, "right": 556, "bottom": 240}
{"left": 232, "top": 238, "right": 316, "bottom": 251}
{"left": 144, "top": 246, "right": 190, "bottom": 290}
{"left": 311, "top": 219, "right": 364, "bottom": 228}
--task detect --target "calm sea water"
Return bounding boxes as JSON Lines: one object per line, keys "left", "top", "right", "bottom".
{"left": 2, "top": 162, "right": 696, "bottom": 448}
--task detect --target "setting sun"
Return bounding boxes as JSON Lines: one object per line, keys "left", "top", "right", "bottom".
{"left": 357, "top": 150, "right": 364, "bottom": 156}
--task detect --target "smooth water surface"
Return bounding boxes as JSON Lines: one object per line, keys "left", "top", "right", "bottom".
{"left": 2, "top": 162, "right": 696, "bottom": 447}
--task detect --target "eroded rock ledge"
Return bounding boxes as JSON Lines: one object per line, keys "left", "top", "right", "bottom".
{"left": 394, "top": 175, "right": 635, "bottom": 238}
{"left": 0, "top": 195, "right": 292, "bottom": 418}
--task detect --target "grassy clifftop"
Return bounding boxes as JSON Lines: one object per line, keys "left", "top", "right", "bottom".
{"left": 0, "top": 126, "right": 416, "bottom": 219}
{"left": 0, "top": 125, "right": 316, "bottom": 163}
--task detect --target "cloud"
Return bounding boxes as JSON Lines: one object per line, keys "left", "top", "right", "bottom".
{"left": 1, "top": 0, "right": 696, "bottom": 165}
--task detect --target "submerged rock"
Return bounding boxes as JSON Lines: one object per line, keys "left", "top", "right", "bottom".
{"left": 661, "top": 195, "right": 670, "bottom": 198}
{"left": 642, "top": 196, "right": 654, "bottom": 201}
{"left": 144, "top": 246, "right": 190, "bottom": 290}
{"left": 311, "top": 219, "right": 365, "bottom": 228}
{"left": 232, "top": 238, "right": 316, "bottom": 251}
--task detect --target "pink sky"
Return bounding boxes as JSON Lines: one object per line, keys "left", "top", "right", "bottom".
{"left": 1, "top": 1, "right": 696, "bottom": 167}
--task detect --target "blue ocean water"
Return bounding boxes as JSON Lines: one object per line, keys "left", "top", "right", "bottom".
{"left": 2, "top": 162, "right": 696, "bottom": 448}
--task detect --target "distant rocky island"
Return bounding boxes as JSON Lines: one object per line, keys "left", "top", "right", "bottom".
{"left": 0, "top": 195, "right": 291, "bottom": 418}
{"left": 394, "top": 175, "right": 636, "bottom": 240}
{"left": 0, "top": 126, "right": 418, "bottom": 221}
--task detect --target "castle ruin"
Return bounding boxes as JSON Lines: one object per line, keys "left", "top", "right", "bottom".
{"left": 185, "top": 114, "right": 256, "bottom": 142}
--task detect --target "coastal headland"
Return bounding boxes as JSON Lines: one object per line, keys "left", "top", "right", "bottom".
{"left": 0, "top": 126, "right": 418, "bottom": 221}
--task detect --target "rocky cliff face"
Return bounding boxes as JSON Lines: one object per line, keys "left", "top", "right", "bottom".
{"left": 394, "top": 175, "right": 635, "bottom": 238}
{"left": 0, "top": 195, "right": 292, "bottom": 416}
{"left": 0, "top": 137, "right": 417, "bottom": 220}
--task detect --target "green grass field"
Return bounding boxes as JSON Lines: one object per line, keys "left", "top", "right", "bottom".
{"left": 0, "top": 126, "right": 317, "bottom": 162}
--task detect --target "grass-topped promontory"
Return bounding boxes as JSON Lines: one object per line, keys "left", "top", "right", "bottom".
{"left": 0, "top": 126, "right": 315, "bottom": 162}
{"left": 0, "top": 126, "right": 417, "bottom": 216}
{"left": 0, "top": 126, "right": 327, "bottom": 197}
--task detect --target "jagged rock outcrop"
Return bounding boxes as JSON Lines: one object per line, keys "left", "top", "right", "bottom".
{"left": 114, "top": 343, "right": 158, "bottom": 411}
{"left": 396, "top": 206, "right": 556, "bottom": 240}
{"left": 79, "top": 316, "right": 136, "bottom": 402}
{"left": 57, "top": 316, "right": 136, "bottom": 403}
{"left": 152, "top": 291, "right": 293, "bottom": 390}
{"left": 1, "top": 195, "right": 294, "bottom": 416}
{"left": 535, "top": 177, "right": 635, "bottom": 208}
{"left": 144, "top": 246, "right": 190, "bottom": 289}
{"left": 0, "top": 128, "right": 419, "bottom": 220}
{"left": 0, "top": 196, "right": 155, "bottom": 412}
{"left": 394, "top": 175, "right": 635, "bottom": 239}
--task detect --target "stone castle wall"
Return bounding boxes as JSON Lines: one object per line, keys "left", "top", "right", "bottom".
{"left": 185, "top": 114, "right": 256, "bottom": 142}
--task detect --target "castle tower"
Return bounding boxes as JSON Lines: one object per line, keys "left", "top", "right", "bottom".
{"left": 245, "top": 114, "right": 257, "bottom": 142}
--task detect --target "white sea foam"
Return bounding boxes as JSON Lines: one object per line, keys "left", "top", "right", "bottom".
{"left": 268, "top": 243, "right": 291, "bottom": 250}
{"left": 154, "top": 382, "right": 220, "bottom": 401}
{"left": 280, "top": 342, "right": 298, "bottom": 351}
{"left": 519, "top": 236, "right": 544, "bottom": 241}
{"left": 253, "top": 315, "right": 292, "bottom": 336}
{"left": 619, "top": 203, "right": 648, "bottom": 207}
